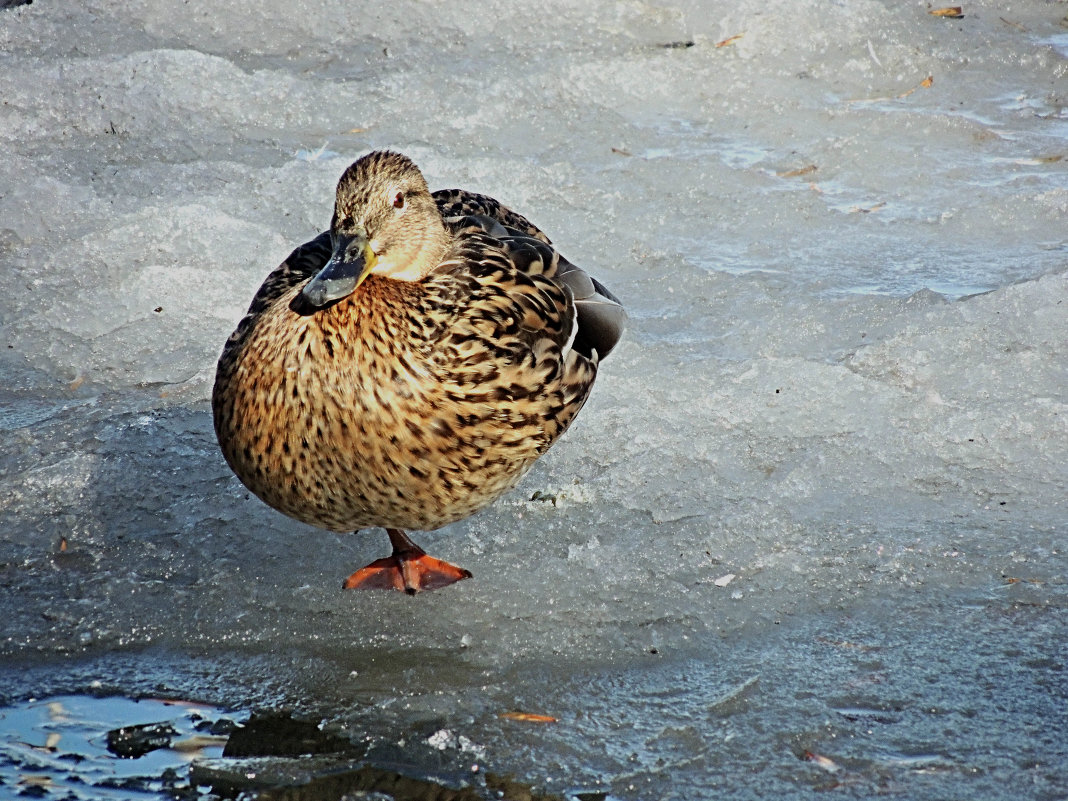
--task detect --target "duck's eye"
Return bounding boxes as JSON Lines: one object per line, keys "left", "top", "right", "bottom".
{"left": 392, "top": 191, "right": 405, "bottom": 210}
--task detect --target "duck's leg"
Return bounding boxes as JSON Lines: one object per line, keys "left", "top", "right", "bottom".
{"left": 342, "top": 528, "right": 472, "bottom": 594}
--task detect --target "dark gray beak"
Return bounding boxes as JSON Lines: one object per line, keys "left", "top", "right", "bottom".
{"left": 301, "top": 233, "right": 372, "bottom": 308}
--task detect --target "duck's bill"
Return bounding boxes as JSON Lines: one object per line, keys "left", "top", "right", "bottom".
{"left": 301, "top": 234, "right": 373, "bottom": 308}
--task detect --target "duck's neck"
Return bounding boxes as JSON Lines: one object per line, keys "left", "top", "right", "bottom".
{"left": 373, "top": 217, "right": 451, "bottom": 282}
{"left": 414, "top": 219, "right": 451, "bottom": 278}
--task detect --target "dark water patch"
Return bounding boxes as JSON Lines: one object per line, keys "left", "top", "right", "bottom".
{"left": 0, "top": 695, "right": 577, "bottom": 800}
{"left": 0, "top": 694, "right": 236, "bottom": 799}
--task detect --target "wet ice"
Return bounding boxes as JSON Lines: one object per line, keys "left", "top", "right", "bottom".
{"left": 0, "top": 0, "right": 1066, "bottom": 798}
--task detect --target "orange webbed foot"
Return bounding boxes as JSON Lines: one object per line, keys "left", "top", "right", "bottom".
{"left": 342, "top": 529, "right": 472, "bottom": 594}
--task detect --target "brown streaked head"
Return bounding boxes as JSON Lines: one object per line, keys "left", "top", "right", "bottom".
{"left": 301, "top": 151, "right": 450, "bottom": 308}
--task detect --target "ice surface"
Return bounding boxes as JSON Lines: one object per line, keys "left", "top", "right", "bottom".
{"left": 0, "top": 0, "right": 1065, "bottom": 798}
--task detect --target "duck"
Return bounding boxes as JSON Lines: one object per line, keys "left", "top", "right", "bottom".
{"left": 212, "top": 150, "right": 625, "bottom": 593}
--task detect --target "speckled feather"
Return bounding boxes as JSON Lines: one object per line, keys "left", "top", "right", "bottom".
{"left": 213, "top": 153, "right": 623, "bottom": 537}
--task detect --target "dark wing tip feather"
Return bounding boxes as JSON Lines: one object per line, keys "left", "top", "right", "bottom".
{"left": 556, "top": 262, "right": 627, "bottom": 360}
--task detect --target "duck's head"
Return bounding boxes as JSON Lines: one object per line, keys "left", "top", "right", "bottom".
{"left": 301, "top": 151, "right": 449, "bottom": 308}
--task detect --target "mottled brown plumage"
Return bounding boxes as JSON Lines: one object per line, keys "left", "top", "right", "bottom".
{"left": 212, "top": 151, "right": 625, "bottom": 592}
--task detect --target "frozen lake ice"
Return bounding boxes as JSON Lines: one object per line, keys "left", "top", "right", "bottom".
{"left": 0, "top": 0, "right": 1065, "bottom": 798}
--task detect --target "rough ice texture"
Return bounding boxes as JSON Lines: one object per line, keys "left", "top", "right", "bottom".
{"left": 0, "top": 1, "right": 1065, "bottom": 798}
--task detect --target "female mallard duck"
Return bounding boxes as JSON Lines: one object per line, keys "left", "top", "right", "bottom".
{"left": 212, "top": 151, "right": 625, "bottom": 593}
